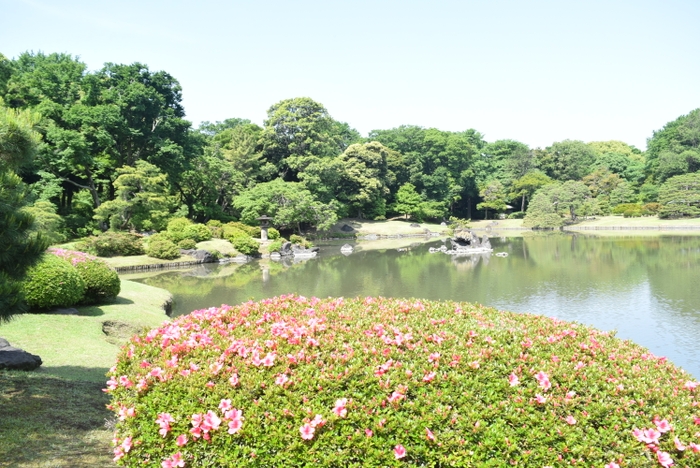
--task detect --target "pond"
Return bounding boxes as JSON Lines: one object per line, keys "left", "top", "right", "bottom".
{"left": 127, "top": 233, "right": 700, "bottom": 379}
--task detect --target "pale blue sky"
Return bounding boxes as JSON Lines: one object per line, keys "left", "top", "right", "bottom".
{"left": 2, "top": 0, "right": 699, "bottom": 150}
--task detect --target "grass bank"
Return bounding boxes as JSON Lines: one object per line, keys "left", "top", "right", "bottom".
{"left": 0, "top": 280, "right": 172, "bottom": 467}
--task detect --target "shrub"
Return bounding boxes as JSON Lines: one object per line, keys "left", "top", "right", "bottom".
{"left": 643, "top": 202, "right": 661, "bottom": 215}
{"left": 611, "top": 203, "right": 642, "bottom": 216}
{"left": 167, "top": 217, "right": 193, "bottom": 242}
{"left": 289, "top": 234, "right": 312, "bottom": 248}
{"left": 79, "top": 232, "right": 145, "bottom": 257}
{"left": 222, "top": 226, "right": 250, "bottom": 243}
{"left": 22, "top": 254, "right": 85, "bottom": 309}
{"left": 177, "top": 238, "right": 197, "bottom": 250}
{"left": 48, "top": 248, "right": 120, "bottom": 304}
{"left": 224, "top": 221, "right": 260, "bottom": 238}
{"left": 507, "top": 211, "right": 526, "bottom": 219}
{"left": 145, "top": 239, "right": 180, "bottom": 260}
{"left": 107, "top": 296, "right": 700, "bottom": 467}
{"left": 206, "top": 220, "right": 224, "bottom": 239}
{"left": 183, "top": 223, "right": 212, "bottom": 242}
{"left": 231, "top": 236, "right": 259, "bottom": 256}
{"left": 267, "top": 227, "right": 280, "bottom": 240}
{"left": 267, "top": 238, "right": 286, "bottom": 253}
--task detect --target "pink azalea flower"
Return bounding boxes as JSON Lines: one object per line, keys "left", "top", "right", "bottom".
{"left": 204, "top": 410, "right": 221, "bottom": 431}
{"left": 365, "top": 428, "right": 373, "bottom": 437}
{"left": 423, "top": 371, "right": 437, "bottom": 383}
{"left": 176, "top": 434, "right": 188, "bottom": 446}
{"left": 333, "top": 398, "right": 348, "bottom": 418}
{"left": 229, "top": 374, "right": 239, "bottom": 387}
{"left": 275, "top": 373, "right": 289, "bottom": 386}
{"left": 656, "top": 451, "right": 673, "bottom": 468}
{"left": 113, "top": 446, "right": 125, "bottom": 462}
{"left": 394, "top": 444, "right": 407, "bottom": 459}
{"left": 161, "top": 452, "right": 185, "bottom": 468}
{"left": 655, "top": 419, "right": 671, "bottom": 433}
{"left": 311, "top": 414, "right": 326, "bottom": 428}
{"left": 689, "top": 442, "right": 700, "bottom": 453}
{"left": 426, "top": 427, "right": 436, "bottom": 441}
{"left": 535, "top": 394, "right": 547, "bottom": 404}
{"left": 300, "top": 423, "right": 315, "bottom": 440}
{"left": 228, "top": 418, "right": 243, "bottom": 434}
{"left": 121, "top": 436, "right": 132, "bottom": 453}
{"left": 674, "top": 436, "right": 686, "bottom": 451}
{"left": 604, "top": 463, "right": 620, "bottom": 468}
{"left": 428, "top": 352, "right": 440, "bottom": 363}
{"left": 684, "top": 380, "right": 698, "bottom": 390}
{"left": 219, "top": 399, "right": 232, "bottom": 411}
{"left": 262, "top": 352, "right": 276, "bottom": 367}
{"left": 642, "top": 428, "right": 661, "bottom": 445}
{"left": 565, "top": 415, "right": 576, "bottom": 425}
{"left": 508, "top": 373, "right": 520, "bottom": 387}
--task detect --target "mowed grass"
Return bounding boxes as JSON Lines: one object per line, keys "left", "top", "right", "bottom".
{"left": 0, "top": 280, "right": 172, "bottom": 467}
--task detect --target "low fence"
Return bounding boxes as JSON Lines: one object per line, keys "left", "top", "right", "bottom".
{"left": 115, "top": 261, "right": 201, "bottom": 273}
{"left": 563, "top": 225, "right": 700, "bottom": 231}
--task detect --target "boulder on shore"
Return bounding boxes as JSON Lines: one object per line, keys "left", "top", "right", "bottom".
{"left": 0, "top": 338, "right": 42, "bottom": 371}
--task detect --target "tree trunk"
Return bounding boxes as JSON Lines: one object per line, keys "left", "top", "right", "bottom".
{"left": 521, "top": 193, "right": 526, "bottom": 212}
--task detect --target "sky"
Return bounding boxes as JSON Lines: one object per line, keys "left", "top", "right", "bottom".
{"left": 2, "top": 0, "right": 699, "bottom": 150}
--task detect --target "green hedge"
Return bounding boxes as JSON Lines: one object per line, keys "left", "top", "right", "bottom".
{"left": 48, "top": 248, "right": 120, "bottom": 304}
{"left": 107, "top": 296, "right": 700, "bottom": 467}
{"left": 79, "top": 232, "right": 145, "bottom": 257}
{"left": 231, "top": 236, "right": 259, "bottom": 256}
{"left": 22, "top": 254, "right": 86, "bottom": 309}
{"left": 146, "top": 238, "right": 180, "bottom": 260}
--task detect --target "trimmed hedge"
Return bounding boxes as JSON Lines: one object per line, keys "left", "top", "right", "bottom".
{"left": 22, "top": 254, "right": 86, "bottom": 309}
{"left": 107, "top": 296, "right": 700, "bottom": 467}
{"left": 230, "top": 236, "right": 259, "bottom": 256}
{"left": 49, "top": 248, "right": 120, "bottom": 304}
{"left": 146, "top": 238, "right": 181, "bottom": 260}
{"left": 79, "top": 232, "right": 145, "bottom": 257}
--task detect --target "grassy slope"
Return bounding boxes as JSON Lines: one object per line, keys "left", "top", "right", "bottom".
{"left": 0, "top": 280, "right": 171, "bottom": 467}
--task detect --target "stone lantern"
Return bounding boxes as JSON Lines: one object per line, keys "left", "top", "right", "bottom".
{"left": 257, "top": 215, "right": 273, "bottom": 241}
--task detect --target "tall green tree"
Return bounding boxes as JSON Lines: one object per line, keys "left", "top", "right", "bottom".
{"left": 336, "top": 142, "right": 394, "bottom": 219}
{"left": 0, "top": 106, "right": 48, "bottom": 320}
{"left": 658, "top": 172, "right": 700, "bottom": 218}
{"left": 539, "top": 140, "right": 597, "bottom": 181}
{"left": 647, "top": 109, "right": 700, "bottom": 183}
{"left": 476, "top": 179, "right": 507, "bottom": 220}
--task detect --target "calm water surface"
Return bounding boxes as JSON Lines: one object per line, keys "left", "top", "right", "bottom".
{"left": 130, "top": 234, "right": 700, "bottom": 378}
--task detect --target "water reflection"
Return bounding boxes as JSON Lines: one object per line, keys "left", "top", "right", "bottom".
{"left": 130, "top": 234, "right": 700, "bottom": 378}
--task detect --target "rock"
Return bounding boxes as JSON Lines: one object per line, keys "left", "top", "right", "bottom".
{"left": 340, "top": 243, "right": 354, "bottom": 253}
{"left": 340, "top": 224, "right": 355, "bottom": 232}
{"left": 410, "top": 223, "right": 420, "bottom": 228}
{"left": 440, "top": 222, "right": 447, "bottom": 226}
{"left": 180, "top": 249, "right": 216, "bottom": 264}
{"left": 0, "top": 338, "right": 42, "bottom": 371}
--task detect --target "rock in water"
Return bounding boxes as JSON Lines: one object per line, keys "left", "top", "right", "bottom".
{"left": 0, "top": 338, "right": 42, "bottom": 371}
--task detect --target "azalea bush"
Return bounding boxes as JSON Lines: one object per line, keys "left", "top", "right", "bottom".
{"left": 106, "top": 296, "right": 700, "bottom": 467}
{"left": 22, "top": 254, "right": 85, "bottom": 309}
{"left": 48, "top": 248, "right": 120, "bottom": 304}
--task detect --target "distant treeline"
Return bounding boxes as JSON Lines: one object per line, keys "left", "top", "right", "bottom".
{"left": 2, "top": 51, "right": 700, "bottom": 238}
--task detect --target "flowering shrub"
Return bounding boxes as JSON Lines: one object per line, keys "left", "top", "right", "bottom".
{"left": 107, "top": 296, "right": 700, "bottom": 467}
{"left": 49, "top": 248, "right": 120, "bottom": 304}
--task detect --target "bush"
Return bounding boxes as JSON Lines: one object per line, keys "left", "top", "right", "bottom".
{"left": 224, "top": 221, "right": 260, "bottom": 238}
{"left": 508, "top": 211, "right": 526, "bottom": 219}
{"left": 107, "top": 296, "right": 700, "bottom": 467}
{"left": 167, "top": 217, "right": 193, "bottom": 242}
{"left": 289, "top": 234, "right": 312, "bottom": 248}
{"left": 231, "top": 236, "right": 259, "bottom": 256}
{"left": 177, "top": 238, "right": 197, "bottom": 250}
{"left": 206, "top": 220, "right": 224, "bottom": 239}
{"left": 48, "top": 248, "right": 120, "bottom": 304}
{"left": 79, "top": 232, "right": 145, "bottom": 257}
{"left": 611, "top": 203, "right": 642, "bottom": 216}
{"left": 267, "top": 227, "right": 280, "bottom": 240}
{"left": 145, "top": 239, "right": 180, "bottom": 260}
{"left": 183, "top": 224, "right": 212, "bottom": 242}
{"left": 643, "top": 202, "right": 661, "bottom": 215}
{"left": 267, "top": 238, "right": 286, "bottom": 253}
{"left": 22, "top": 254, "right": 85, "bottom": 309}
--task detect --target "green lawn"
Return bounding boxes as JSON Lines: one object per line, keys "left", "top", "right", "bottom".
{"left": 0, "top": 280, "right": 171, "bottom": 467}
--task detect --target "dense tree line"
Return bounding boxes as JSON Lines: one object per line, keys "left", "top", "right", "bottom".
{"left": 2, "top": 50, "right": 700, "bottom": 240}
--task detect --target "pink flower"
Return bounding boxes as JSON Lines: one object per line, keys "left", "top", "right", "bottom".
{"left": 604, "top": 463, "right": 620, "bottom": 468}
{"left": 333, "top": 398, "right": 348, "bottom": 418}
{"left": 565, "top": 415, "right": 576, "bottom": 425}
{"left": 229, "top": 373, "right": 239, "bottom": 387}
{"left": 394, "top": 444, "right": 407, "bottom": 459}
{"left": 113, "top": 446, "right": 125, "bottom": 462}
{"left": 275, "top": 374, "right": 289, "bottom": 386}
{"left": 428, "top": 352, "right": 440, "bottom": 363}
{"left": 655, "top": 419, "right": 671, "bottom": 433}
{"left": 423, "top": 372, "right": 436, "bottom": 383}
{"left": 219, "top": 399, "right": 232, "bottom": 412}
{"left": 508, "top": 373, "right": 520, "bottom": 387}
{"left": 156, "top": 413, "right": 174, "bottom": 437}
{"left": 635, "top": 428, "right": 661, "bottom": 445}
{"left": 674, "top": 437, "right": 685, "bottom": 451}
{"left": 311, "top": 414, "right": 326, "bottom": 428}
{"left": 204, "top": 410, "right": 221, "bottom": 431}
{"left": 365, "top": 428, "right": 373, "bottom": 437}
{"left": 262, "top": 352, "right": 276, "bottom": 367}
{"left": 176, "top": 434, "right": 188, "bottom": 447}
{"left": 689, "top": 442, "right": 700, "bottom": 453}
{"left": 161, "top": 452, "right": 185, "bottom": 468}
{"left": 300, "top": 423, "right": 315, "bottom": 440}
{"left": 121, "top": 436, "right": 132, "bottom": 453}
{"left": 426, "top": 428, "right": 435, "bottom": 441}
{"left": 535, "top": 394, "right": 547, "bottom": 404}
{"left": 228, "top": 418, "right": 243, "bottom": 434}
{"left": 684, "top": 380, "right": 698, "bottom": 390}
{"left": 656, "top": 451, "right": 673, "bottom": 468}
{"left": 534, "top": 371, "right": 551, "bottom": 391}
